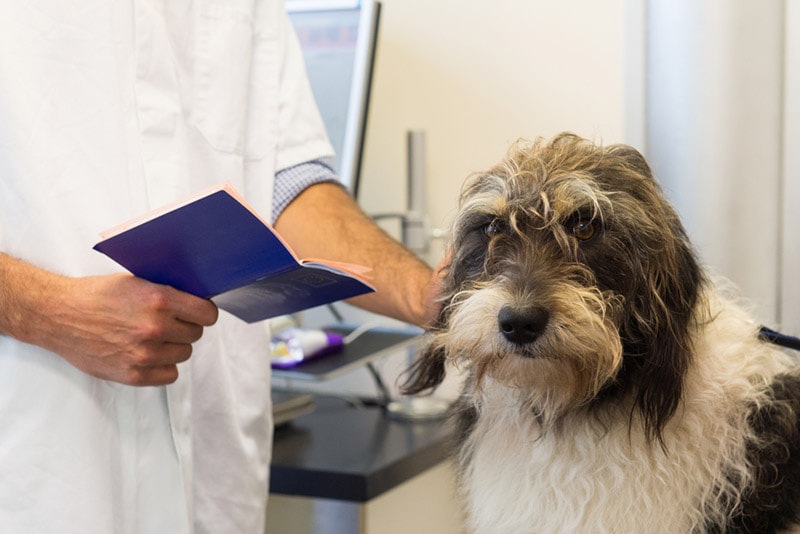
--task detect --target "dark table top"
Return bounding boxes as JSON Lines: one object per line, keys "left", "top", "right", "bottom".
{"left": 270, "top": 395, "right": 454, "bottom": 502}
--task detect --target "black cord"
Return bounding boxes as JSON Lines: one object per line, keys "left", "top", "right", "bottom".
{"left": 366, "top": 362, "right": 391, "bottom": 407}
{"left": 759, "top": 326, "right": 800, "bottom": 352}
{"left": 325, "top": 303, "right": 345, "bottom": 323}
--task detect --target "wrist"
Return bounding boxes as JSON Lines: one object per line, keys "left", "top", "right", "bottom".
{"left": 0, "top": 254, "right": 67, "bottom": 345}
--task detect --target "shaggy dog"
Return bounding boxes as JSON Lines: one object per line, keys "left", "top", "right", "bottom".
{"left": 403, "top": 133, "right": 800, "bottom": 533}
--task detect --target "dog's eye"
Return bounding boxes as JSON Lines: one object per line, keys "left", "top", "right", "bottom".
{"left": 572, "top": 219, "right": 598, "bottom": 241}
{"left": 483, "top": 219, "right": 504, "bottom": 238}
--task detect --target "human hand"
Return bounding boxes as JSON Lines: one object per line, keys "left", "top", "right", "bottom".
{"left": 28, "top": 272, "right": 218, "bottom": 386}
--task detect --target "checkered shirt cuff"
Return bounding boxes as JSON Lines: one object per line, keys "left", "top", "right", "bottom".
{"left": 272, "top": 157, "right": 341, "bottom": 222}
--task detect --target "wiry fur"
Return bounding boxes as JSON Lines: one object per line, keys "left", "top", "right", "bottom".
{"left": 404, "top": 133, "right": 800, "bottom": 533}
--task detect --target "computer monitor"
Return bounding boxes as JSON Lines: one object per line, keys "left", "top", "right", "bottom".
{"left": 286, "top": 0, "right": 381, "bottom": 197}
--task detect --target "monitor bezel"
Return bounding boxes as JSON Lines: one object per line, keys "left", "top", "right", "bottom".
{"left": 286, "top": 0, "right": 381, "bottom": 198}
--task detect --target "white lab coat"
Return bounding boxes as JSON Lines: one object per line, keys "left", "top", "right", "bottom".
{"left": 0, "top": 1, "right": 333, "bottom": 533}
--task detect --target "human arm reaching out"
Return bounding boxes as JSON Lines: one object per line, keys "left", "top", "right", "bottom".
{"left": 274, "top": 182, "right": 440, "bottom": 327}
{"left": 0, "top": 253, "right": 218, "bottom": 386}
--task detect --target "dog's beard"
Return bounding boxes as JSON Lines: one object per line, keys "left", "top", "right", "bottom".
{"left": 437, "top": 282, "right": 624, "bottom": 423}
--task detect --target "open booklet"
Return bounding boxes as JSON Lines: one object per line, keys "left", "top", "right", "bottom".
{"left": 93, "top": 182, "right": 375, "bottom": 323}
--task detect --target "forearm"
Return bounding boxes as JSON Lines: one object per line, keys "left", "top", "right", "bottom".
{"left": 0, "top": 253, "right": 64, "bottom": 344}
{"left": 274, "top": 183, "right": 437, "bottom": 327}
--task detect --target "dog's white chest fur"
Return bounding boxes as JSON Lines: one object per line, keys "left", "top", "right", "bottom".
{"left": 462, "top": 392, "right": 714, "bottom": 533}
{"left": 461, "top": 399, "right": 711, "bottom": 533}
{"left": 457, "top": 303, "right": 797, "bottom": 534}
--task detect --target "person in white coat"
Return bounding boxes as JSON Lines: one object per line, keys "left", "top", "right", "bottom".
{"left": 0, "top": 1, "right": 437, "bottom": 533}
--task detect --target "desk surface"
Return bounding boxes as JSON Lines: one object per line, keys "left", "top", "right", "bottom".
{"left": 270, "top": 395, "right": 454, "bottom": 502}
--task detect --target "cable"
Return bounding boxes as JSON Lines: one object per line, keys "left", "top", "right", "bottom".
{"left": 366, "top": 362, "right": 391, "bottom": 407}
{"left": 343, "top": 320, "right": 390, "bottom": 344}
{"left": 759, "top": 326, "right": 800, "bottom": 352}
{"left": 324, "top": 303, "right": 345, "bottom": 323}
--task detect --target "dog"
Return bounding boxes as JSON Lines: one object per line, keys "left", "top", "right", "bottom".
{"left": 403, "top": 133, "right": 800, "bottom": 533}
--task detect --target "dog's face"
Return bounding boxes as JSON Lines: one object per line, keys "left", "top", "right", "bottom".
{"left": 406, "top": 133, "right": 704, "bottom": 439}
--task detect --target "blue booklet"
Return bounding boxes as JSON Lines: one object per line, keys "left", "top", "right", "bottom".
{"left": 93, "top": 182, "right": 375, "bottom": 323}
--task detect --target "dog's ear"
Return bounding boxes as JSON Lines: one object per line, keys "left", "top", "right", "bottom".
{"left": 607, "top": 144, "right": 653, "bottom": 179}
{"left": 626, "top": 237, "right": 701, "bottom": 444}
{"left": 607, "top": 148, "right": 704, "bottom": 444}
{"left": 400, "top": 251, "right": 455, "bottom": 395}
{"left": 400, "top": 341, "right": 448, "bottom": 395}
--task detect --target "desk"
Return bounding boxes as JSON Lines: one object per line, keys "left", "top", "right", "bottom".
{"left": 267, "top": 396, "right": 463, "bottom": 533}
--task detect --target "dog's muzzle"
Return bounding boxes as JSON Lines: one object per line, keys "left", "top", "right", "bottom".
{"left": 498, "top": 305, "right": 549, "bottom": 346}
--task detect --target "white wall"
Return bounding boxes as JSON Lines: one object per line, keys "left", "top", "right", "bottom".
{"left": 358, "top": 0, "right": 630, "bottom": 264}
{"left": 646, "top": 0, "right": 784, "bottom": 325}
{"left": 782, "top": 2, "right": 800, "bottom": 334}
{"left": 646, "top": 0, "right": 796, "bottom": 331}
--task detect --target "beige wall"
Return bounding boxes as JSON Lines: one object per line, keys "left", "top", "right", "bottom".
{"left": 357, "top": 0, "right": 631, "bottom": 263}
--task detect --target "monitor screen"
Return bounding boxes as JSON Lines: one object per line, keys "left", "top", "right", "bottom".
{"left": 286, "top": 0, "right": 381, "bottom": 197}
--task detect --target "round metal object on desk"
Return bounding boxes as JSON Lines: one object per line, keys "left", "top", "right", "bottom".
{"left": 387, "top": 396, "right": 451, "bottom": 421}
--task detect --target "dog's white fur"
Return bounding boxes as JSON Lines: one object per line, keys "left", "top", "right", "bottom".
{"left": 456, "top": 292, "right": 795, "bottom": 533}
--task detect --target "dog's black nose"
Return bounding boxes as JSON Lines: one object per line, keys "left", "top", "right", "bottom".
{"left": 498, "top": 305, "right": 549, "bottom": 345}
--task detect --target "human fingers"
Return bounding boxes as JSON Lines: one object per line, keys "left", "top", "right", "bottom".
{"left": 163, "top": 285, "right": 219, "bottom": 328}
{"left": 51, "top": 275, "right": 211, "bottom": 385}
{"left": 121, "top": 363, "right": 180, "bottom": 387}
